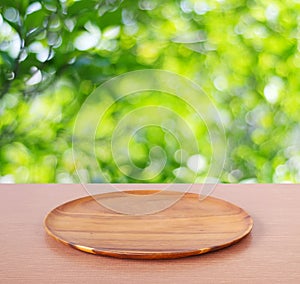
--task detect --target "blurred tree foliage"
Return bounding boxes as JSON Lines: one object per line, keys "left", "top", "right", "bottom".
{"left": 1, "top": 0, "right": 300, "bottom": 183}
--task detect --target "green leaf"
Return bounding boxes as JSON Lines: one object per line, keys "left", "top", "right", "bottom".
{"left": 0, "top": 51, "right": 15, "bottom": 68}
{"left": 67, "top": 1, "right": 97, "bottom": 17}
{"left": 24, "top": 8, "right": 48, "bottom": 32}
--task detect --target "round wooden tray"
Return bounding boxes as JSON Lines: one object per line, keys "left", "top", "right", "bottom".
{"left": 44, "top": 190, "right": 253, "bottom": 259}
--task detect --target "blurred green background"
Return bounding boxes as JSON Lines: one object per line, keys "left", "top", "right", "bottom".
{"left": 1, "top": 0, "right": 300, "bottom": 183}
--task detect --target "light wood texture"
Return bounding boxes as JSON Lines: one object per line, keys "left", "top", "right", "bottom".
{"left": 44, "top": 190, "right": 253, "bottom": 259}
{"left": 1, "top": 184, "right": 300, "bottom": 283}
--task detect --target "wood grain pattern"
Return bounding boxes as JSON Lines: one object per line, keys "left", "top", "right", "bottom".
{"left": 2, "top": 184, "right": 300, "bottom": 283}
{"left": 44, "top": 190, "right": 253, "bottom": 259}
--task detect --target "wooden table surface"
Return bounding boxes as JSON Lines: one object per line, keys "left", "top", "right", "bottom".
{"left": 1, "top": 184, "right": 300, "bottom": 283}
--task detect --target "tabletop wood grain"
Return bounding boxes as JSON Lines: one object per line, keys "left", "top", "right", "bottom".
{"left": 1, "top": 184, "right": 300, "bottom": 283}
